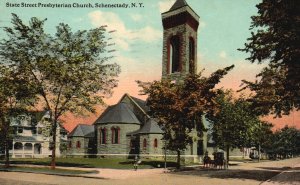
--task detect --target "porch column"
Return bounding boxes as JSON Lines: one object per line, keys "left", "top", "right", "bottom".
{"left": 32, "top": 143, "right": 35, "bottom": 158}
{"left": 12, "top": 142, "right": 15, "bottom": 158}
{"left": 22, "top": 142, "right": 25, "bottom": 158}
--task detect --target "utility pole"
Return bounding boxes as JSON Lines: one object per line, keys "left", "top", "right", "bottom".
{"left": 258, "top": 121, "right": 261, "bottom": 163}
{"left": 164, "top": 134, "right": 167, "bottom": 171}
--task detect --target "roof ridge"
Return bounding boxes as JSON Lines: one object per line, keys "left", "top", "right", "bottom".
{"left": 126, "top": 95, "right": 150, "bottom": 119}
{"left": 169, "top": 0, "right": 188, "bottom": 11}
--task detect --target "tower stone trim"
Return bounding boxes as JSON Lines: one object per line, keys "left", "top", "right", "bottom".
{"left": 162, "top": 12, "right": 199, "bottom": 32}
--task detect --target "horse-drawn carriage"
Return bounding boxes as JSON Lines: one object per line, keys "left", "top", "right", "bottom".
{"left": 203, "top": 152, "right": 226, "bottom": 169}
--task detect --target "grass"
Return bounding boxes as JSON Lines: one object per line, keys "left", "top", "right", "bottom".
{"left": 0, "top": 165, "right": 98, "bottom": 175}
{"left": 1, "top": 157, "right": 180, "bottom": 169}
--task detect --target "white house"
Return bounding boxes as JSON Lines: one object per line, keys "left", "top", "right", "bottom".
{"left": 9, "top": 111, "right": 67, "bottom": 158}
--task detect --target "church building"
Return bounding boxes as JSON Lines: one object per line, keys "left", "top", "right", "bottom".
{"left": 68, "top": 0, "right": 208, "bottom": 161}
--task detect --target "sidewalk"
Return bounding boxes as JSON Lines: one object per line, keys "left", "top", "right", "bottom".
{"left": 260, "top": 162, "right": 300, "bottom": 185}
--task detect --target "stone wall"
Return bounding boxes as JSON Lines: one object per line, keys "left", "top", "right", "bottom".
{"left": 96, "top": 123, "right": 140, "bottom": 157}
{"left": 68, "top": 136, "right": 90, "bottom": 156}
{"left": 148, "top": 134, "right": 164, "bottom": 157}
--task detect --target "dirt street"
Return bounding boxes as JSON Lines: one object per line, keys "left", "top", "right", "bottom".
{"left": 0, "top": 157, "right": 299, "bottom": 185}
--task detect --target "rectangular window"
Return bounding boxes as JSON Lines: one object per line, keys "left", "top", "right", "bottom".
{"left": 32, "top": 128, "right": 37, "bottom": 135}
{"left": 38, "top": 128, "right": 42, "bottom": 135}
{"left": 76, "top": 141, "right": 81, "bottom": 148}
{"left": 18, "top": 127, "right": 23, "bottom": 133}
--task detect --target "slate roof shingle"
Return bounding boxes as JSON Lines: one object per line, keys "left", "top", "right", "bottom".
{"left": 127, "top": 118, "right": 163, "bottom": 136}
{"left": 95, "top": 102, "right": 141, "bottom": 124}
{"left": 68, "top": 124, "right": 94, "bottom": 137}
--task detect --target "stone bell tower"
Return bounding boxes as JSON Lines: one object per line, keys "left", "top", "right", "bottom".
{"left": 161, "top": 0, "right": 200, "bottom": 80}
{"left": 161, "top": 0, "right": 205, "bottom": 162}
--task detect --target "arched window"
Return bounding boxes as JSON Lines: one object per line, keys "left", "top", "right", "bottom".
{"left": 169, "top": 36, "right": 180, "bottom": 73}
{"left": 189, "top": 37, "right": 195, "bottom": 74}
{"left": 154, "top": 138, "right": 158, "bottom": 148}
{"left": 76, "top": 141, "right": 81, "bottom": 148}
{"left": 143, "top": 138, "right": 147, "bottom": 149}
{"left": 100, "top": 128, "right": 106, "bottom": 144}
{"left": 111, "top": 127, "right": 120, "bottom": 144}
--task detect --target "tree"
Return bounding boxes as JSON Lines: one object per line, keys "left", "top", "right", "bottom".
{"left": 251, "top": 121, "right": 274, "bottom": 161}
{"left": 239, "top": 0, "right": 300, "bottom": 116}
{"left": 0, "top": 14, "right": 120, "bottom": 169}
{"left": 138, "top": 65, "right": 234, "bottom": 168}
{"left": 207, "top": 90, "right": 261, "bottom": 167}
{"left": 0, "top": 65, "right": 36, "bottom": 168}
{"left": 273, "top": 125, "right": 300, "bottom": 158}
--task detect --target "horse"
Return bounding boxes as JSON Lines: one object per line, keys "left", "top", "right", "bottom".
{"left": 203, "top": 156, "right": 212, "bottom": 168}
{"left": 214, "top": 158, "right": 226, "bottom": 169}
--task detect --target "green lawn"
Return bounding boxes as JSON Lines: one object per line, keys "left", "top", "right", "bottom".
{"left": 1, "top": 158, "right": 179, "bottom": 169}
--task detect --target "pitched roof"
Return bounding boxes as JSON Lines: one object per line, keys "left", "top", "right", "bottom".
{"left": 69, "top": 124, "right": 94, "bottom": 137}
{"left": 95, "top": 102, "right": 141, "bottom": 124}
{"left": 140, "top": 119, "right": 163, "bottom": 134}
{"left": 169, "top": 0, "right": 188, "bottom": 11}
{"left": 127, "top": 118, "right": 163, "bottom": 136}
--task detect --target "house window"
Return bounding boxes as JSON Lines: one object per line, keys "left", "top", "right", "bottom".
{"left": 143, "top": 138, "right": 147, "bottom": 149}
{"left": 68, "top": 141, "right": 72, "bottom": 148}
{"left": 32, "top": 127, "right": 37, "bottom": 135}
{"left": 18, "top": 127, "right": 23, "bottom": 133}
{"left": 13, "top": 127, "right": 17, "bottom": 134}
{"left": 111, "top": 127, "right": 120, "bottom": 144}
{"left": 154, "top": 138, "right": 158, "bottom": 148}
{"left": 37, "top": 127, "right": 42, "bottom": 135}
{"left": 169, "top": 35, "right": 181, "bottom": 73}
{"left": 100, "top": 128, "right": 106, "bottom": 144}
{"left": 76, "top": 141, "right": 81, "bottom": 148}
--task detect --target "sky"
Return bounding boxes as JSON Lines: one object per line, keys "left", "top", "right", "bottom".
{"left": 0, "top": 0, "right": 299, "bottom": 131}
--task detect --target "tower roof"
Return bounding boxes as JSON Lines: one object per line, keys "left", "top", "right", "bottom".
{"left": 161, "top": 0, "right": 199, "bottom": 26}
{"left": 169, "top": 0, "right": 188, "bottom": 11}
